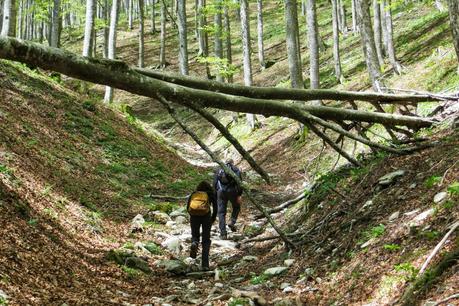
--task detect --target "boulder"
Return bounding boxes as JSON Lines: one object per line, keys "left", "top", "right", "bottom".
{"left": 144, "top": 242, "right": 162, "bottom": 255}
{"left": 170, "top": 208, "right": 187, "bottom": 218}
{"left": 284, "top": 259, "right": 295, "bottom": 267}
{"left": 106, "top": 249, "right": 134, "bottom": 265}
{"left": 161, "top": 237, "right": 182, "bottom": 254}
{"left": 165, "top": 221, "right": 176, "bottom": 228}
{"left": 174, "top": 215, "right": 187, "bottom": 225}
{"left": 388, "top": 211, "right": 400, "bottom": 222}
{"left": 131, "top": 214, "right": 145, "bottom": 233}
{"left": 264, "top": 266, "right": 288, "bottom": 277}
{"left": 157, "top": 259, "right": 188, "bottom": 275}
{"left": 433, "top": 192, "right": 448, "bottom": 204}
{"left": 125, "top": 257, "right": 151, "bottom": 273}
{"left": 378, "top": 170, "right": 406, "bottom": 186}
{"left": 148, "top": 211, "right": 172, "bottom": 224}
{"left": 242, "top": 255, "right": 258, "bottom": 262}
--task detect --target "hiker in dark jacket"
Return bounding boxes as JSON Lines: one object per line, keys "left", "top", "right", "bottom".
{"left": 213, "top": 159, "right": 242, "bottom": 239}
{"left": 186, "top": 181, "right": 218, "bottom": 270}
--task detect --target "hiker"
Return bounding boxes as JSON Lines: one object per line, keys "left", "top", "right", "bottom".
{"left": 187, "top": 181, "right": 217, "bottom": 271}
{"left": 213, "top": 159, "right": 243, "bottom": 239}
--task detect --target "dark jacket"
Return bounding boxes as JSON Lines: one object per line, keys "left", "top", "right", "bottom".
{"left": 186, "top": 191, "right": 218, "bottom": 223}
{"left": 213, "top": 163, "right": 243, "bottom": 196}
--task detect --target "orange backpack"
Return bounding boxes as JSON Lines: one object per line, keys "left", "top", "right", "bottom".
{"left": 188, "top": 192, "right": 210, "bottom": 216}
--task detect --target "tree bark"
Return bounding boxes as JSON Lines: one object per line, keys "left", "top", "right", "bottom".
{"left": 83, "top": 0, "right": 96, "bottom": 57}
{"left": 351, "top": 0, "right": 357, "bottom": 33}
{"left": 306, "top": 0, "right": 320, "bottom": 95}
{"left": 138, "top": 0, "right": 145, "bottom": 67}
{"left": 159, "top": 0, "right": 166, "bottom": 68}
{"left": 197, "top": 0, "right": 210, "bottom": 78}
{"left": 103, "top": 0, "right": 109, "bottom": 58}
{"left": 240, "top": 0, "right": 256, "bottom": 129}
{"left": 151, "top": 0, "right": 156, "bottom": 33}
{"left": 214, "top": 0, "right": 223, "bottom": 82}
{"left": 177, "top": 0, "right": 188, "bottom": 74}
{"left": 104, "top": 0, "right": 120, "bottom": 103}
{"left": 223, "top": 4, "right": 232, "bottom": 82}
{"left": 338, "top": 0, "right": 347, "bottom": 34}
{"left": 0, "top": 37, "right": 436, "bottom": 130}
{"left": 256, "top": 0, "right": 265, "bottom": 69}
{"left": 372, "top": 0, "right": 384, "bottom": 66}
{"left": 50, "top": 0, "right": 61, "bottom": 48}
{"left": 285, "top": 0, "right": 304, "bottom": 89}
{"left": 447, "top": 0, "right": 459, "bottom": 70}
{"left": 136, "top": 69, "right": 440, "bottom": 105}
{"left": 128, "top": 0, "right": 133, "bottom": 30}
{"left": 383, "top": 0, "right": 402, "bottom": 75}
{"left": 331, "top": 0, "right": 344, "bottom": 83}
{"left": 356, "top": 0, "right": 382, "bottom": 91}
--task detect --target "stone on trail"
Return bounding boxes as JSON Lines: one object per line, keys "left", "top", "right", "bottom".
{"left": 242, "top": 255, "right": 258, "bottom": 262}
{"left": 165, "top": 220, "right": 176, "bottom": 228}
{"left": 378, "top": 170, "right": 406, "bottom": 186}
{"left": 148, "top": 211, "right": 172, "bottom": 224}
{"left": 170, "top": 208, "right": 187, "bottom": 218}
{"left": 131, "top": 214, "right": 145, "bottom": 233}
{"left": 388, "top": 211, "right": 400, "bottom": 222}
{"left": 174, "top": 215, "right": 187, "bottom": 225}
{"left": 125, "top": 256, "right": 151, "bottom": 273}
{"left": 231, "top": 289, "right": 267, "bottom": 305}
{"left": 157, "top": 259, "right": 188, "bottom": 275}
{"left": 280, "top": 282, "right": 291, "bottom": 290}
{"left": 284, "top": 259, "right": 295, "bottom": 267}
{"left": 264, "top": 266, "right": 289, "bottom": 277}
{"left": 409, "top": 208, "right": 435, "bottom": 227}
{"left": 433, "top": 191, "right": 448, "bottom": 204}
{"left": 161, "top": 236, "right": 182, "bottom": 254}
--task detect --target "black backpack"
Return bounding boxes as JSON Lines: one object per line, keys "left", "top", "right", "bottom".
{"left": 218, "top": 164, "right": 239, "bottom": 187}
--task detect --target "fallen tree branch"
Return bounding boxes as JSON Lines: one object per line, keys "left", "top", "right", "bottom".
{"left": 149, "top": 194, "right": 189, "bottom": 201}
{"left": 254, "top": 192, "right": 308, "bottom": 220}
{"left": 137, "top": 68, "right": 448, "bottom": 105}
{"left": 427, "top": 293, "right": 459, "bottom": 306}
{"left": 0, "top": 37, "right": 436, "bottom": 129}
{"left": 186, "top": 101, "right": 270, "bottom": 183}
{"left": 419, "top": 220, "right": 459, "bottom": 275}
{"left": 156, "top": 95, "right": 295, "bottom": 249}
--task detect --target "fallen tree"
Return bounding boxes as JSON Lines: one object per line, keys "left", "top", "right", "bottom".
{"left": 0, "top": 37, "right": 436, "bottom": 129}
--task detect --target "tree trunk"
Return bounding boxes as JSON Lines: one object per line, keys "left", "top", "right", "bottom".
{"left": 104, "top": 0, "right": 119, "bottom": 103}
{"left": 256, "top": 0, "right": 265, "bottom": 69}
{"left": 159, "top": 0, "right": 166, "bottom": 68}
{"left": 383, "top": 0, "right": 402, "bottom": 75}
{"left": 306, "top": 0, "right": 320, "bottom": 94}
{"left": 197, "top": 0, "right": 210, "bottom": 78}
{"left": 214, "top": 0, "right": 223, "bottom": 82}
{"left": 1, "top": 0, "right": 16, "bottom": 37}
{"left": 223, "top": 5, "right": 232, "bottom": 83}
{"left": 351, "top": 0, "right": 357, "bottom": 33}
{"left": 372, "top": 0, "right": 384, "bottom": 66}
{"left": 447, "top": 0, "right": 459, "bottom": 70}
{"left": 83, "top": 0, "right": 96, "bottom": 57}
{"left": 177, "top": 0, "right": 188, "bottom": 74}
{"left": 50, "top": 0, "right": 61, "bottom": 48}
{"left": 240, "top": 0, "right": 256, "bottom": 129}
{"left": 285, "top": 0, "right": 304, "bottom": 89}
{"left": 151, "top": 0, "right": 156, "bottom": 33}
{"left": 128, "top": 0, "right": 133, "bottom": 30}
{"left": 103, "top": 0, "right": 109, "bottom": 58}
{"left": 138, "top": 0, "right": 145, "bottom": 67}
{"left": 356, "top": 0, "right": 382, "bottom": 91}
{"left": 331, "top": 0, "right": 343, "bottom": 83}
{"left": 338, "top": 0, "right": 347, "bottom": 34}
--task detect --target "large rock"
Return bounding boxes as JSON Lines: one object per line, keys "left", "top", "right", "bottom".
{"left": 148, "top": 211, "right": 172, "bottom": 224}
{"left": 433, "top": 192, "right": 448, "bottom": 204}
{"left": 161, "top": 237, "right": 182, "bottom": 254}
{"left": 170, "top": 208, "right": 188, "bottom": 218}
{"left": 264, "top": 266, "right": 288, "bottom": 277}
{"left": 174, "top": 215, "right": 188, "bottom": 225}
{"left": 378, "top": 170, "right": 406, "bottom": 186}
{"left": 157, "top": 259, "right": 188, "bottom": 275}
{"left": 131, "top": 214, "right": 145, "bottom": 233}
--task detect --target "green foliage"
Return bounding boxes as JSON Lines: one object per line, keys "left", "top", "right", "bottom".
{"left": 147, "top": 201, "right": 178, "bottom": 214}
{"left": 122, "top": 242, "right": 135, "bottom": 250}
{"left": 197, "top": 56, "right": 239, "bottom": 78}
{"left": 121, "top": 266, "right": 142, "bottom": 279}
{"left": 447, "top": 181, "right": 459, "bottom": 195}
{"left": 228, "top": 297, "right": 251, "bottom": 306}
{"left": 42, "top": 207, "right": 58, "bottom": 219}
{"left": 82, "top": 100, "right": 97, "bottom": 112}
{"left": 359, "top": 224, "right": 386, "bottom": 244}
{"left": 424, "top": 175, "right": 441, "bottom": 188}
{"left": 249, "top": 273, "right": 269, "bottom": 285}
{"left": 394, "top": 262, "right": 419, "bottom": 281}
{"left": 144, "top": 242, "right": 162, "bottom": 255}
{"left": 0, "top": 296, "right": 7, "bottom": 305}
{"left": 384, "top": 244, "right": 401, "bottom": 252}
{"left": 420, "top": 230, "right": 440, "bottom": 240}
{"left": 0, "top": 164, "right": 12, "bottom": 175}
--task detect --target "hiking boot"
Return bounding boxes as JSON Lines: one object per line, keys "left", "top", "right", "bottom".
{"left": 201, "top": 265, "right": 210, "bottom": 272}
{"left": 219, "top": 233, "right": 228, "bottom": 240}
{"left": 228, "top": 223, "right": 237, "bottom": 232}
{"left": 190, "top": 242, "right": 198, "bottom": 259}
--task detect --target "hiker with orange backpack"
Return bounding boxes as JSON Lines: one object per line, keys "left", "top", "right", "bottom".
{"left": 186, "top": 181, "right": 218, "bottom": 271}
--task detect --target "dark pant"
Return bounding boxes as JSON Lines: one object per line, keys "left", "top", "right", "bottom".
{"left": 217, "top": 189, "right": 240, "bottom": 235}
{"left": 190, "top": 215, "right": 211, "bottom": 267}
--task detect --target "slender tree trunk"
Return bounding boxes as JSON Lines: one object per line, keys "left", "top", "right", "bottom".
{"left": 356, "top": 0, "right": 382, "bottom": 91}
{"left": 240, "top": 0, "right": 256, "bottom": 129}
{"left": 138, "top": 0, "right": 145, "bottom": 67}
{"left": 177, "top": 0, "right": 188, "bottom": 74}
{"left": 197, "top": 0, "right": 210, "bottom": 78}
{"left": 256, "top": 0, "right": 265, "bottom": 69}
{"left": 223, "top": 5, "right": 232, "bottom": 83}
{"left": 1, "top": 0, "right": 16, "bottom": 37}
{"left": 338, "top": 0, "right": 347, "bottom": 34}
{"left": 383, "top": 0, "right": 402, "bottom": 74}
{"left": 372, "top": 0, "right": 384, "bottom": 66}
{"left": 128, "top": 0, "right": 133, "bottom": 30}
{"left": 351, "top": 0, "right": 357, "bottom": 33}
{"left": 306, "top": 0, "right": 320, "bottom": 94}
{"left": 151, "top": 0, "right": 156, "bottom": 33}
{"left": 83, "top": 0, "right": 96, "bottom": 57}
{"left": 104, "top": 0, "right": 120, "bottom": 103}
{"left": 447, "top": 0, "right": 459, "bottom": 71}
{"left": 17, "top": 0, "right": 22, "bottom": 38}
{"left": 159, "top": 0, "right": 166, "bottom": 67}
{"left": 214, "top": 0, "right": 223, "bottom": 82}
{"left": 331, "top": 0, "right": 343, "bottom": 83}
{"left": 103, "top": 0, "right": 109, "bottom": 58}
{"left": 285, "top": 0, "right": 304, "bottom": 89}
{"left": 380, "top": 0, "right": 388, "bottom": 54}
{"left": 50, "top": 0, "right": 60, "bottom": 48}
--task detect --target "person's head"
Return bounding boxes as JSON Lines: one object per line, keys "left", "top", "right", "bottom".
{"left": 226, "top": 158, "right": 234, "bottom": 166}
{"left": 196, "top": 181, "right": 213, "bottom": 194}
